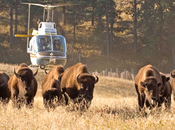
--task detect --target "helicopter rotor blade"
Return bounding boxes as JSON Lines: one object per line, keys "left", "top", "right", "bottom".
{"left": 49, "top": 4, "right": 79, "bottom": 8}
{"left": 21, "top": 2, "right": 46, "bottom": 7}
{"left": 21, "top": 2, "right": 79, "bottom": 9}
{"left": 21, "top": 2, "right": 79, "bottom": 22}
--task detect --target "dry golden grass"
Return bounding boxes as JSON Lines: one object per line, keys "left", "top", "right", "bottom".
{"left": 1, "top": 63, "right": 175, "bottom": 130}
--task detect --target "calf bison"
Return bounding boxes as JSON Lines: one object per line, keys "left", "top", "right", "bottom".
{"left": 135, "top": 64, "right": 162, "bottom": 111}
{"left": 42, "top": 65, "right": 64, "bottom": 109}
{"left": 159, "top": 73, "right": 172, "bottom": 109}
{"left": 8, "top": 63, "right": 38, "bottom": 108}
{"left": 0, "top": 72, "right": 10, "bottom": 104}
{"left": 60, "top": 63, "right": 99, "bottom": 110}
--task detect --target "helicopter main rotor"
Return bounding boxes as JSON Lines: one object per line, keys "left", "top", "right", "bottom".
{"left": 22, "top": 2, "right": 78, "bottom": 22}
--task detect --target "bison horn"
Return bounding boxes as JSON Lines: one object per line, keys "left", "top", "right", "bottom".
{"left": 77, "top": 74, "right": 81, "bottom": 83}
{"left": 14, "top": 68, "right": 20, "bottom": 78}
{"left": 94, "top": 75, "right": 99, "bottom": 83}
{"left": 171, "top": 71, "right": 175, "bottom": 78}
{"left": 58, "top": 73, "right": 63, "bottom": 82}
{"left": 44, "top": 69, "right": 48, "bottom": 74}
{"left": 33, "top": 69, "right": 38, "bottom": 76}
{"left": 0, "top": 81, "right": 6, "bottom": 87}
{"left": 58, "top": 76, "right": 61, "bottom": 82}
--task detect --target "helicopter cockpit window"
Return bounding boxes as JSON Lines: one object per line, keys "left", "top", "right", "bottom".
{"left": 53, "top": 37, "right": 65, "bottom": 52}
{"left": 37, "top": 36, "right": 51, "bottom": 52}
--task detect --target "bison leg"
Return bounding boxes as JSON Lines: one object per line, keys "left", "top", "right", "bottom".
{"left": 43, "top": 93, "right": 55, "bottom": 109}
{"left": 0, "top": 97, "right": 10, "bottom": 105}
{"left": 137, "top": 94, "right": 145, "bottom": 111}
{"left": 164, "top": 96, "right": 171, "bottom": 109}
{"left": 43, "top": 90, "right": 62, "bottom": 110}
{"left": 43, "top": 98, "right": 55, "bottom": 110}
{"left": 135, "top": 84, "right": 144, "bottom": 111}
{"left": 63, "top": 92, "right": 70, "bottom": 105}
{"left": 26, "top": 98, "right": 34, "bottom": 108}
{"left": 157, "top": 96, "right": 164, "bottom": 107}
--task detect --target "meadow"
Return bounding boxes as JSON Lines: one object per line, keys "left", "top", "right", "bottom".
{"left": 0, "top": 63, "right": 175, "bottom": 130}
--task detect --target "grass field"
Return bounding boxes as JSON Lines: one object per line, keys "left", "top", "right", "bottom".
{"left": 0, "top": 63, "right": 175, "bottom": 130}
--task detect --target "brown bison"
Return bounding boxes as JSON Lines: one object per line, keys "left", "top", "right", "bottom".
{"left": 60, "top": 63, "right": 99, "bottom": 110}
{"left": 170, "top": 70, "right": 175, "bottom": 101}
{"left": 42, "top": 65, "right": 64, "bottom": 109}
{"left": 135, "top": 65, "right": 162, "bottom": 111}
{"left": 0, "top": 72, "right": 10, "bottom": 104}
{"left": 8, "top": 63, "right": 38, "bottom": 108}
{"left": 159, "top": 73, "right": 172, "bottom": 109}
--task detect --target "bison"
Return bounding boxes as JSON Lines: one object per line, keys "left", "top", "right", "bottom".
{"left": 158, "top": 73, "right": 172, "bottom": 109}
{"left": 42, "top": 65, "right": 64, "bottom": 109}
{"left": 135, "top": 64, "right": 162, "bottom": 111}
{"left": 60, "top": 63, "right": 99, "bottom": 110}
{"left": 0, "top": 72, "right": 11, "bottom": 104}
{"left": 170, "top": 70, "right": 175, "bottom": 101}
{"left": 8, "top": 63, "right": 38, "bottom": 108}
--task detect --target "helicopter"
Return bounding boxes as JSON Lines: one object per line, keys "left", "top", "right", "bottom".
{"left": 15, "top": 3, "right": 77, "bottom": 70}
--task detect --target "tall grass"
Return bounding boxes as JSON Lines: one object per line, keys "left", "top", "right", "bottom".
{"left": 0, "top": 63, "right": 175, "bottom": 130}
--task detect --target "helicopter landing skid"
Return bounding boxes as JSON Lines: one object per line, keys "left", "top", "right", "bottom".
{"left": 28, "top": 64, "right": 53, "bottom": 70}
{"left": 28, "top": 64, "right": 40, "bottom": 69}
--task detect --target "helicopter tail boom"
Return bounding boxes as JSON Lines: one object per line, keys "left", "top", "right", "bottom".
{"left": 15, "top": 34, "right": 33, "bottom": 37}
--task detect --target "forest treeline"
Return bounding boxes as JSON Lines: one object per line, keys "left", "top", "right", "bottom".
{"left": 0, "top": 0, "right": 175, "bottom": 72}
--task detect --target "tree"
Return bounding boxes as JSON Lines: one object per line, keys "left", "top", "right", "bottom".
{"left": 137, "top": 0, "right": 175, "bottom": 66}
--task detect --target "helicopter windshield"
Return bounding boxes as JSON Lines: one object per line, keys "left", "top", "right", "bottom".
{"left": 37, "top": 36, "right": 52, "bottom": 52}
{"left": 29, "top": 35, "right": 66, "bottom": 53}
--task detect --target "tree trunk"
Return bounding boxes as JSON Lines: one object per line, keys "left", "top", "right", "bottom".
{"left": 14, "top": 0, "right": 18, "bottom": 34}
{"left": 110, "top": 22, "right": 114, "bottom": 52}
{"left": 63, "top": 6, "right": 66, "bottom": 25}
{"left": 97, "top": 8, "right": 104, "bottom": 55}
{"left": 9, "top": 2, "right": 13, "bottom": 45}
{"left": 106, "top": 2, "right": 110, "bottom": 61}
{"left": 91, "top": 1, "right": 95, "bottom": 26}
{"left": 133, "top": 0, "right": 137, "bottom": 53}
{"left": 73, "top": 11, "right": 76, "bottom": 43}
{"left": 109, "top": 0, "right": 114, "bottom": 52}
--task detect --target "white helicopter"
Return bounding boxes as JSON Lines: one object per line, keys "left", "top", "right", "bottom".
{"left": 15, "top": 3, "right": 77, "bottom": 70}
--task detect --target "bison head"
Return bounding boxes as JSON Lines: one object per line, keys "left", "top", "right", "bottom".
{"left": 0, "top": 73, "right": 8, "bottom": 87}
{"left": 160, "top": 74, "right": 170, "bottom": 96}
{"left": 14, "top": 68, "right": 38, "bottom": 92}
{"left": 76, "top": 74, "right": 98, "bottom": 105}
{"left": 140, "top": 77, "right": 161, "bottom": 108}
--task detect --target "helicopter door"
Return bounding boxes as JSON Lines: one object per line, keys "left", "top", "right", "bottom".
{"left": 28, "top": 37, "right": 36, "bottom": 53}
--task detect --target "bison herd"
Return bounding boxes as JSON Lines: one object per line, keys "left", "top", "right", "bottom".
{"left": 0, "top": 62, "right": 99, "bottom": 111}
{"left": 0, "top": 63, "right": 175, "bottom": 113}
